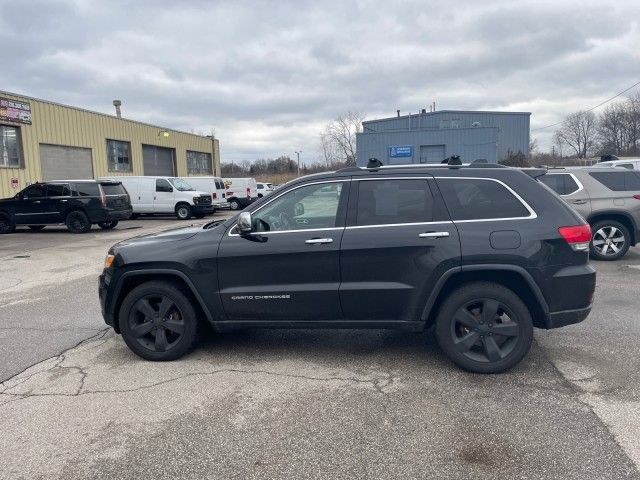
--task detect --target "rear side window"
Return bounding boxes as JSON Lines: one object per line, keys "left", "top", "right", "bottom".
{"left": 589, "top": 171, "right": 640, "bottom": 191}
{"left": 215, "top": 180, "right": 225, "bottom": 189}
{"left": 356, "top": 179, "right": 433, "bottom": 226}
{"left": 73, "top": 183, "right": 100, "bottom": 197}
{"left": 538, "top": 174, "right": 580, "bottom": 195}
{"left": 45, "top": 184, "right": 71, "bottom": 197}
{"left": 100, "top": 183, "right": 127, "bottom": 195}
{"left": 437, "top": 178, "right": 530, "bottom": 220}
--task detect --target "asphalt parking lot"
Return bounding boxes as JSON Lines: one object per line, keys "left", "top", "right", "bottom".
{"left": 1, "top": 217, "right": 639, "bottom": 479}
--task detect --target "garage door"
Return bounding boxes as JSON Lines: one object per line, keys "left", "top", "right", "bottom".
{"left": 142, "top": 145, "right": 175, "bottom": 176}
{"left": 419, "top": 145, "right": 446, "bottom": 164}
{"left": 40, "top": 144, "right": 94, "bottom": 181}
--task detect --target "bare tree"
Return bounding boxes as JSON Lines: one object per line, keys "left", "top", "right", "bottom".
{"left": 598, "top": 103, "right": 627, "bottom": 154}
{"left": 322, "top": 111, "right": 366, "bottom": 166}
{"left": 554, "top": 110, "right": 598, "bottom": 158}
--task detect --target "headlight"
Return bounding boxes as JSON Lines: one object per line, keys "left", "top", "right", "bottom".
{"left": 193, "top": 196, "right": 200, "bottom": 204}
{"left": 104, "top": 254, "right": 114, "bottom": 269}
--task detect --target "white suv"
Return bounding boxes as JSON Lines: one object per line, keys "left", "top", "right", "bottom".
{"left": 596, "top": 158, "right": 640, "bottom": 170}
{"left": 256, "top": 182, "right": 274, "bottom": 197}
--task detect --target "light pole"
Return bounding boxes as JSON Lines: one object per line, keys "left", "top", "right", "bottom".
{"left": 295, "top": 151, "right": 302, "bottom": 176}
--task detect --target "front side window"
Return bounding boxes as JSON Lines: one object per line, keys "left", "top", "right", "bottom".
{"left": 356, "top": 179, "right": 433, "bottom": 226}
{"left": 251, "top": 182, "right": 345, "bottom": 232}
{"left": 106, "top": 139, "right": 132, "bottom": 172}
{"left": 437, "top": 178, "right": 530, "bottom": 220}
{"left": 22, "top": 184, "right": 45, "bottom": 199}
{"left": 187, "top": 150, "right": 212, "bottom": 174}
{"left": 156, "top": 179, "right": 173, "bottom": 192}
{"left": 0, "top": 125, "right": 21, "bottom": 167}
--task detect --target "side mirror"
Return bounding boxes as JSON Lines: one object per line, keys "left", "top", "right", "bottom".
{"left": 238, "top": 211, "right": 252, "bottom": 234}
{"left": 294, "top": 202, "right": 304, "bottom": 216}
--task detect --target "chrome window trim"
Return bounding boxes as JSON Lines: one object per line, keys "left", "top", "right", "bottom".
{"left": 542, "top": 172, "right": 584, "bottom": 196}
{"left": 434, "top": 176, "right": 537, "bottom": 221}
{"left": 226, "top": 175, "right": 538, "bottom": 237}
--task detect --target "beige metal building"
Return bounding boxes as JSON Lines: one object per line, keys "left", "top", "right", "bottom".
{"left": 0, "top": 91, "right": 220, "bottom": 199}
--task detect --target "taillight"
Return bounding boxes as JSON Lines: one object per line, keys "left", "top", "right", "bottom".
{"left": 99, "top": 186, "right": 106, "bottom": 207}
{"left": 246, "top": 187, "right": 250, "bottom": 198}
{"left": 212, "top": 192, "right": 217, "bottom": 199}
{"left": 558, "top": 225, "right": 591, "bottom": 251}
{"left": 633, "top": 194, "right": 640, "bottom": 200}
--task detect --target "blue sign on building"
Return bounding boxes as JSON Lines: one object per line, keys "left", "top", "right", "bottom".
{"left": 388, "top": 145, "right": 413, "bottom": 158}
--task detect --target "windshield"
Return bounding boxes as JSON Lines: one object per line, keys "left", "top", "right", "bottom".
{"left": 169, "top": 178, "right": 194, "bottom": 191}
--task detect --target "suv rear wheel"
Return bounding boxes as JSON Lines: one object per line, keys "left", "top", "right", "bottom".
{"left": 0, "top": 213, "right": 15, "bottom": 234}
{"left": 435, "top": 282, "right": 533, "bottom": 374}
{"left": 176, "top": 204, "right": 192, "bottom": 220}
{"left": 119, "top": 281, "right": 199, "bottom": 361}
{"left": 65, "top": 210, "right": 91, "bottom": 233}
{"left": 590, "top": 220, "right": 630, "bottom": 261}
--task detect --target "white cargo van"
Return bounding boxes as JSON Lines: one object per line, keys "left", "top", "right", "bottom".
{"left": 100, "top": 176, "right": 214, "bottom": 220}
{"left": 223, "top": 178, "right": 258, "bottom": 210}
{"left": 179, "top": 176, "right": 227, "bottom": 209}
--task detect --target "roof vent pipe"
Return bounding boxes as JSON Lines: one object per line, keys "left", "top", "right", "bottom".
{"left": 396, "top": 109, "right": 400, "bottom": 117}
{"left": 421, "top": 108, "right": 427, "bottom": 114}
{"left": 113, "top": 100, "right": 122, "bottom": 119}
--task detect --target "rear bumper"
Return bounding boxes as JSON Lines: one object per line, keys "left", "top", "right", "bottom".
{"left": 547, "top": 304, "right": 592, "bottom": 329}
{"left": 106, "top": 208, "right": 133, "bottom": 221}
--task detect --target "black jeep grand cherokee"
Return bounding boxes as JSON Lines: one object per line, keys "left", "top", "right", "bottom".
{"left": 99, "top": 163, "right": 595, "bottom": 373}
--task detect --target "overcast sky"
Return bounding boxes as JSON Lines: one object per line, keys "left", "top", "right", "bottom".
{"left": 1, "top": 0, "right": 639, "bottom": 163}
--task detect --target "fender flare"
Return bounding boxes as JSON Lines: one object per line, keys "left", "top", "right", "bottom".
{"left": 420, "top": 264, "right": 550, "bottom": 321}
{"left": 111, "top": 268, "right": 214, "bottom": 324}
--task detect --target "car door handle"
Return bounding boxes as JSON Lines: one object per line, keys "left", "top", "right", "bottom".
{"left": 571, "top": 199, "right": 587, "bottom": 205}
{"left": 33, "top": 200, "right": 41, "bottom": 204}
{"left": 305, "top": 238, "right": 333, "bottom": 244}
{"left": 419, "top": 231, "right": 450, "bottom": 238}
{"left": 61, "top": 199, "right": 67, "bottom": 203}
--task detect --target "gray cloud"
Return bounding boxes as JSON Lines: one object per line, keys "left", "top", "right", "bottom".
{"left": 1, "top": 0, "right": 639, "bottom": 161}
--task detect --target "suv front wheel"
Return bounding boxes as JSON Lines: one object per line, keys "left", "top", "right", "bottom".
{"left": 590, "top": 220, "right": 630, "bottom": 261}
{"left": 119, "top": 281, "right": 199, "bottom": 361}
{"left": 435, "top": 282, "right": 533, "bottom": 374}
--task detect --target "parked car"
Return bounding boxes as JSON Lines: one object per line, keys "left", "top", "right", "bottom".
{"left": 0, "top": 180, "right": 131, "bottom": 234}
{"left": 100, "top": 176, "right": 213, "bottom": 220}
{"left": 256, "top": 182, "right": 274, "bottom": 198}
{"left": 595, "top": 158, "right": 640, "bottom": 171}
{"left": 223, "top": 177, "right": 258, "bottom": 210}
{"left": 99, "top": 162, "right": 595, "bottom": 373}
{"left": 536, "top": 167, "right": 640, "bottom": 260}
{"left": 178, "top": 176, "right": 227, "bottom": 210}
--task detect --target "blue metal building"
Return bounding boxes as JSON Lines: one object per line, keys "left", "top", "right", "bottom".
{"left": 356, "top": 110, "right": 531, "bottom": 166}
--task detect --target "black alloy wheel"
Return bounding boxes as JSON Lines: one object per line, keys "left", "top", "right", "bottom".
{"left": 98, "top": 220, "right": 119, "bottom": 230}
{"left": 119, "top": 281, "right": 199, "bottom": 361}
{"left": 65, "top": 210, "right": 91, "bottom": 233}
{"left": 0, "top": 214, "right": 15, "bottom": 234}
{"left": 435, "top": 282, "right": 533, "bottom": 373}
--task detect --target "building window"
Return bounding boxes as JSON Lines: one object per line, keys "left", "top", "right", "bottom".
{"left": 106, "top": 139, "right": 132, "bottom": 172}
{"left": 187, "top": 150, "right": 212, "bottom": 174}
{"left": 0, "top": 125, "right": 22, "bottom": 167}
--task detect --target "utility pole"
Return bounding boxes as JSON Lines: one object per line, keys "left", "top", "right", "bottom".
{"left": 295, "top": 151, "right": 302, "bottom": 176}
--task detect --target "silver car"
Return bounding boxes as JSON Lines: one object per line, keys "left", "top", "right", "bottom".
{"left": 537, "top": 167, "right": 640, "bottom": 260}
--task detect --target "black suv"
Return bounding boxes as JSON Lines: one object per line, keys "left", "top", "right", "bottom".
{"left": 0, "top": 180, "right": 132, "bottom": 234}
{"left": 99, "top": 164, "right": 595, "bottom": 373}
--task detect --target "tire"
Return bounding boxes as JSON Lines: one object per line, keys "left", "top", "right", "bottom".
{"left": 258, "top": 194, "right": 263, "bottom": 198}
{"left": 590, "top": 220, "right": 630, "bottom": 261}
{"left": 65, "top": 210, "right": 91, "bottom": 233}
{"left": 28, "top": 225, "right": 46, "bottom": 231}
{"left": 229, "top": 199, "right": 240, "bottom": 210}
{"left": 118, "top": 281, "right": 199, "bottom": 361}
{"left": 98, "top": 220, "right": 119, "bottom": 230}
{"left": 176, "top": 204, "right": 192, "bottom": 220}
{"left": 434, "top": 282, "right": 533, "bottom": 374}
{"left": 0, "top": 213, "right": 15, "bottom": 234}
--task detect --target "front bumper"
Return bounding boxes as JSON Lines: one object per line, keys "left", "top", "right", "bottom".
{"left": 98, "top": 271, "right": 114, "bottom": 328}
{"left": 192, "top": 204, "right": 215, "bottom": 214}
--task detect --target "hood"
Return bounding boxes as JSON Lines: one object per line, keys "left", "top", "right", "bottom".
{"left": 114, "top": 224, "right": 203, "bottom": 249}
